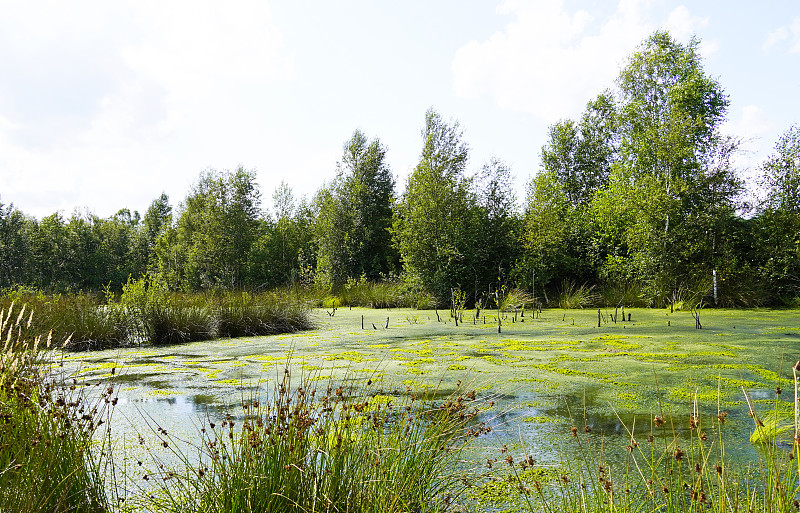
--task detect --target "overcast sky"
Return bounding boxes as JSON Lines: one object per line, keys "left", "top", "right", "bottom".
{"left": 1, "top": 0, "right": 798, "bottom": 219}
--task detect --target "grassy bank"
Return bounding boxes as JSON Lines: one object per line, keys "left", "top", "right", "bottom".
{"left": 0, "top": 281, "right": 314, "bottom": 350}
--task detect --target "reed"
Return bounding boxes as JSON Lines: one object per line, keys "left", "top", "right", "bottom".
{"left": 214, "top": 291, "right": 314, "bottom": 338}
{"left": 557, "top": 280, "right": 600, "bottom": 309}
{"left": 137, "top": 371, "right": 488, "bottom": 513}
{"left": 0, "top": 292, "right": 127, "bottom": 351}
{"left": 0, "top": 303, "right": 112, "bottom": 512}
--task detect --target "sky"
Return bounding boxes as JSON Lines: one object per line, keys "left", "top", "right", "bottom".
{"left": 0, "top": 0, "right": 798, "bottom": 220}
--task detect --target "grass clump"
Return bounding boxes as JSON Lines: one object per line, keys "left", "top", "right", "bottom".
{"left": 214, "top": 291, "right": 314, "bottom": 337}
{"left": 0, "top": 292, "right": 127, "bottom": 351}
{"left": 115, "top": 277, "right": 313, "bottom": 346}
{"left": 140, "top": 371, "right": 489, "bottom": 513}
{"left": 0, "top": 303, "right": 112, "bottom": 512}
{"left": 557, "top": 280, "right": 600, "bottom": 309}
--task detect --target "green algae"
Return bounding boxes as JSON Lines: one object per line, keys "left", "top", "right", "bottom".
{"left": 53, "top": 305, "right": 800, "bottom": 481}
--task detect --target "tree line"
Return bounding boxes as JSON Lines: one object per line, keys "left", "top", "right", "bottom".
{"left": 1, "top": 31, "right": 798, "bottom": 307}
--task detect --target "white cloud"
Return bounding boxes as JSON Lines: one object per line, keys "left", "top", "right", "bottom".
{"left": 452, "top": 0, "right": 716, "bottom": 122}
{"left": 664, "top": 5, "right": 708, "bottom": 41}
{"left": 763, "top": 17, "right": 800, "bottom": 54}
{"left": 0, "top": 0, "right": 294, "bottom": 218}
{"left": 723, "top": 105, "right": 774, "bottom": 187}
{"left": 725, "top": 105, "right": 772, "bottom": 142}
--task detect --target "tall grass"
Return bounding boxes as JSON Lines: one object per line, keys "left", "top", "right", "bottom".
{"left": 0, "top": 303, "right": 112, "bottom": 512}
{"left": 293, "top": 279, "right": 438, "bottom": 310}
{"left": 137, "top": 371, "right": 488, "bottom": 513}
{"left": 0, "top": 292, "right": 126, "bottom": 350}
{"left": 0, "top": 278, "right": 315, "bottom": 349}
{"left": 213, "top": 290, "right": 314, "bottom": 337}
{"left": 557, "top": 280, "right": 600, "bottom": 309}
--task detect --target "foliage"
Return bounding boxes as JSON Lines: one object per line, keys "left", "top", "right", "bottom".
{"left": 155, "top": 167, "right": 261, "bottom": 290}
{"left": 588, "top": 31, "right": 744, "bottom": 305}
{"left": 0, "top": 198, "right": 28, "bottom": 288}
{"left": 0, "top": 31, "right": 797, "bottom": 306}
{"left": 394, "top": 109, "right": 517, "bottom": 303}
{"left": 760, "top": 125, "right": 800, "bottom": 215}
{"left": 140, "top": 371, "right": 485, "bottom": 513}
{"left": 248, "top": 182, "right": 317, "bottom": 289}
{"left": 393, "top": 109, "right": 476, "bottom": 301}
{"left": 315, "top": 130, "right": 398, "bottom": 286}
{"left": 753, "top": 125, "right": 800, "bottom": 299}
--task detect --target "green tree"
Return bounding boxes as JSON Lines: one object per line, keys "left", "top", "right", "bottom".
{"left": 541, "top": 92, "right": 617, "bottom": 207}
{"left": 596, "top": 30, "right": 738, "bottom": 302}
{"left": 472, "top": 158, "right": 520, "bottom": 291}
{"left": 521, "top": 94, "right": 616, "bottom": 296}
{"left": 25, "top": 213, "right": 72, "bottom": 290}
{"left": 248, "top": 182, "right": 316, "bottom": 288}
{"left": 132, "top": 193, "right": 172, "bottom": 276}
{"left": 761, "top": 125, "right": 800, "bottom": 214}
{"left": 315, "top": 130, "right": 397, "bottom": 286}
{"left": 159, "top": 167, "right": 261, "bottom": 290}
{"left": 393, "top": 109, "right": 479, "bottom": 301}
{"left": 753, "top": 126, "right": 800, "bottom": 299}
{"left": 0, "top": 199, "right": 29, "bottom": 288}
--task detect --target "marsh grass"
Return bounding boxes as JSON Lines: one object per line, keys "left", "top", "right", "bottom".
{"left": 0, "top": 303, "right": 113, "bottom": 513}
{"left": 116, "top": 276, "right": 214, "bottom": 346}
{"left": 214, "top": 291, "right": 314, "bottom": 337}
{"left": 557, "top": 280, "right": 601, "bottom": 309}
{"left": 601, "top": 282, "right": 648, "bottom": 308}
{"left": 296, "top": 279, "right": 438, "bottom": 310}
{"left": 0, "top": 293, "right": 127, "bottom": 351}
{"left": 135, "top": 371, "right": 489, "bottom": 513}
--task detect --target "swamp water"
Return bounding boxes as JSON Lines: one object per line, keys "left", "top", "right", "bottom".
{"left": 55, "top": 306, "right": 800, "bottom": 497}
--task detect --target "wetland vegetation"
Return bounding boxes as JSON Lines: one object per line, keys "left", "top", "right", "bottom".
{"left": 1, "top": 27, "right": 799, "bottom": 513}
{"left": 2, "top": 302, "right": 797, "bottom": 512}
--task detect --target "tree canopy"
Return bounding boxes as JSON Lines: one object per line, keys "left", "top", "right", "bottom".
{"left": 1, "top": 31, "right": 798, "bottom": 307}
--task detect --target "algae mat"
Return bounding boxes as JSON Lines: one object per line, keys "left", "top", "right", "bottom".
{"left": 58, "top": 306, "right": 800, "bottom": 466}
